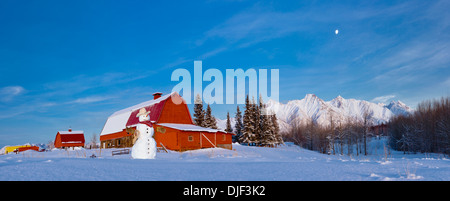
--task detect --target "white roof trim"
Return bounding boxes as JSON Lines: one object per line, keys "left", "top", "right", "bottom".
{"left": 59, "top": 131, "right": 84, "bottom": 134}
{"left": 157, "top": 123, "right": 220, "bottom": 133}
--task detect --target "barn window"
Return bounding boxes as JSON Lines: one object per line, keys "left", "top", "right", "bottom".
{"left": 188, "top": 135, "right": 194, "bottom": 142}
{"left": 222, "top": 134, "right": 226, "bottom": 141}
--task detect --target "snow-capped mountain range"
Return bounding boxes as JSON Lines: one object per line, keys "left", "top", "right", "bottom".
{"left": 217, "top": 94, "right": 413, "bottom": 133}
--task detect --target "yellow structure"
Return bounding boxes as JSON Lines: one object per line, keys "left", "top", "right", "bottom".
{"left": 4, "top": 145, "right": 32, "bottom": 154}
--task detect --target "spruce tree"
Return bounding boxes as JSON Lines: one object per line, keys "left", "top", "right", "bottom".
{"left": 234, "top": 106, "right": 243, "bottom": 143}
{"left": 211, "top": 116, "right": 218, "bottom": 129}
{"left": 253, "top": 97, "right": 262, "bottom": 145}
{"left": 193, "top": 94, "right": 205, "bottom": 127}
{"left": 205, "top": 104, "right": 218, "bottom": 129}
{"left": 265, "top": 115, "right": 276, "bottom": 146}
{"left": 241, "top": 95, "right": 255, "bottom": 145}
{"left": 226, "top": 112, "right": 233, "bottom": 133}
{"left": 259, "top": 95, "right": 273, "bottom": 146}
{"left": 271, "top": 114, "right": 283, "bottom": 146}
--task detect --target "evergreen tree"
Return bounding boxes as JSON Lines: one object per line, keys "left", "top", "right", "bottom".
{"left": 259, "top": 95, "right": 273, "bottom": 146}
{"left": 241, "top": 95, "right": 255, "bottom": 144}
{"left": 205, "top": 104, "right": 218, "bottom": 129}
{"left": 265, "top": 115, "right": 276, "bottom": 146}
{"left": 271, "top": 113, "right": 283, "bottom": 146}
{"left": 193, "top": 94, "right": 205, "bottom": 127}
{"left": 234, "top": 106, "right": 243, "bottom": 143}
{"left": 225, "top": 112, "right": 233, "bottom": 133}
{"left": 253, "top": 97, "right": 262, "bottom": 145}
{"left": 211, "top": 116, "right": 218, "bottom": 129}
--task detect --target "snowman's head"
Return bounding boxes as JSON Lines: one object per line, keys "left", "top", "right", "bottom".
{"left": 139, "top": 113, "right": 150, "bottom": 122}
{"left": 136, "top": 108, "right": 150, "bottom": 122}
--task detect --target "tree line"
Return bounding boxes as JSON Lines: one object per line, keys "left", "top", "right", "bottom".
{"left": 285, "top": 111, "right": 375, "bottom": 156}
{"left": 285, "top": 96, "right": 450, "bottom": 156}
{"left": 388, "top": 96, "right": 449, "bottom": 155}
{"left": 193, "top": 94, "right": 284, "bottom": 147}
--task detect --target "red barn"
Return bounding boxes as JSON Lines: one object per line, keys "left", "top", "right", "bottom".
{"left": 100, "top": 92, "right": 234, "bottom": 151}
{"left": 54, "top": 129, "right": 85, "bottom": 148}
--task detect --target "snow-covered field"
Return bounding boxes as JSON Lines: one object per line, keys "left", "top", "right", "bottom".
{"left": 0, "top": 140, "right": 448, "bottom": 181}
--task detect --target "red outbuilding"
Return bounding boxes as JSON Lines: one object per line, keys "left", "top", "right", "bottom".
{"left": 54, "top": 129, "right": 85, "bottom": 148}
{"left": 100, "top": 92, "right": 235, "bottom": 151}
{"left": 16, "top": 146, "right": 39, "bottom": 153}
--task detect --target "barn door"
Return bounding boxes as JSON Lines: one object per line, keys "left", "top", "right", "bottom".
{"left": 201, "top": 133, "right": 216, "bottom": 148}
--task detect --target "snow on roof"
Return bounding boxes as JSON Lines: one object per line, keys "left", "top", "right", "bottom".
{"left": 58, "top": 131, "right": 84, "bottom": 134}
{"left": 100, "top": 92, "right": 176, "bottom": 136}
{"left": 100, "top": 110, "right": 132, "bottom": 136}
{"left": 157, "top": 123, "right": 220, "bottom": 133}
{"left": 110, "top": 92, "right": 175, "bottom": 117}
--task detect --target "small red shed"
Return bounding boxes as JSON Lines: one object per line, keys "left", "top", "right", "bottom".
{"left": 16, "top": 146, "right": 39, "bottom": 153}
{"left": 54, "top": 129, "right": 85, "bottom": 148}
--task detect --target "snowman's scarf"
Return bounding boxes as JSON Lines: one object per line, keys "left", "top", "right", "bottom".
{"left": 139, "top": 121, "right": 153, "bottom": 127}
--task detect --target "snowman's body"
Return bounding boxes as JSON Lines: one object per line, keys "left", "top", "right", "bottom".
{"left": 131, "top": 111, "right": 156, "bottom": 159}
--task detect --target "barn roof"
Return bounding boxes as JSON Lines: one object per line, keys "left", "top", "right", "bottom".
{"left": 100, "top": 92, "right": 177, "bottom": 136}
{"left": 110, "top": 92, "right": 174, "bottom": 117}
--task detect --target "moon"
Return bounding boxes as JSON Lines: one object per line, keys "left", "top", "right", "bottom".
{"left": 335, "top": 29, "right": 339, "bottom": 35}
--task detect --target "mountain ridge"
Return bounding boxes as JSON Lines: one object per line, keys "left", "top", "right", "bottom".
{"left": 217, "top": 94, "right": 413, "bottom": 133}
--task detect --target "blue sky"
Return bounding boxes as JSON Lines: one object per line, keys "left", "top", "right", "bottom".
{"left": 1, "top": 0, "right": 449, "bottom": 147}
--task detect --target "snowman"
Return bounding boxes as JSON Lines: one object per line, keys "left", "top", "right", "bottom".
{"left": 131, "top": 108, "right": 157, "bottom": 159}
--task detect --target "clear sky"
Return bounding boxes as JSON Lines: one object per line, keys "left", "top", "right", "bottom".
{"left": 0, "top": 0, "right": 449, "bottom": 147}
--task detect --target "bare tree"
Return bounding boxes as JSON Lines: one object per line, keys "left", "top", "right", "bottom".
{"left": 327, "top": 112, "right": 335, "bottom": 155}
{"left": 289, "top": 119, "right": 304, "bottom": 147}
{"left": 47, "top": 140, "right": 55, "bottom": 150}
{"left": 335, "top": 122, "right": 346, "bottom": 155}
{"left": 304, "top": 119, "right": 315, "bottom": 150}
{"left": 362, "top": 109, "right": 373, "bottom": 155}
{"left": 90, "top": 133, "right": 98, "bottom": 149}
